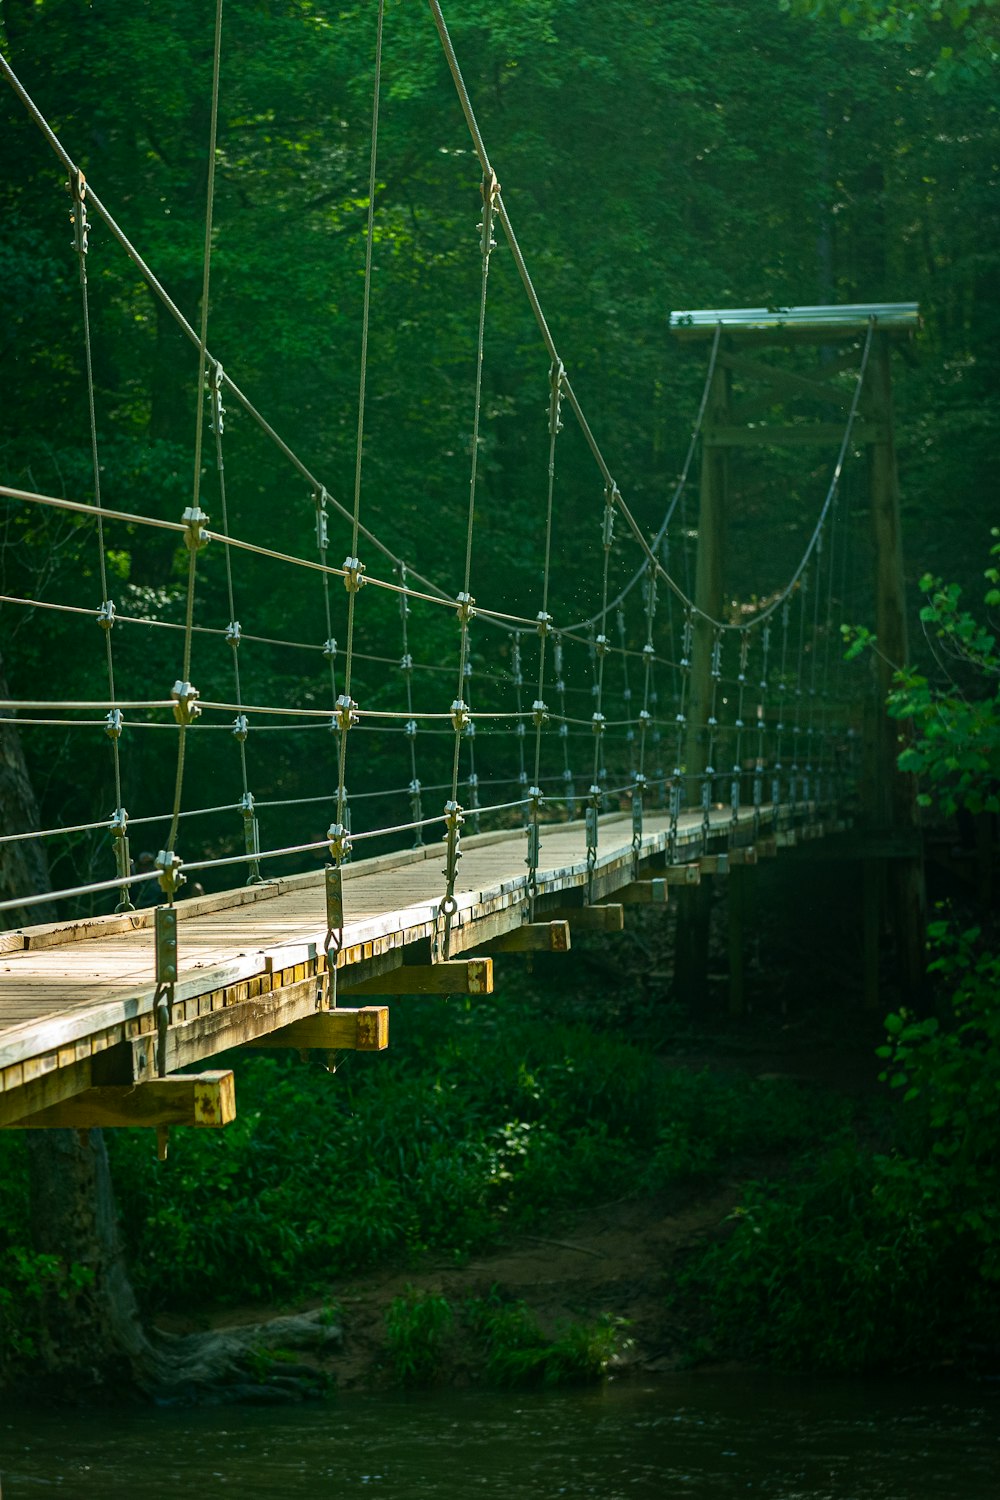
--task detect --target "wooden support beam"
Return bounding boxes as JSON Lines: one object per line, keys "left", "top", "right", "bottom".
{"left": 757, "top": 836, "right": 778, "bottom": 858}
{"left": 547, "top": 904, "right": 624, "bottom": 932}
{"left": 245, "top": 1007, "right": 388, "bottom": 1050}
{"left": 699, "top": 854, "right": 730, "bottom": 876}
{"left": 616, "top": 879, "right": 668, "bottom": 905}
{"left": 720, "top": 350, "right": 859, "bottom": 411}
{"left": 4, "top": 1071, "right": 236, "bottom": 1131}
{"left": 729, "top": 846, "right": 758, "bottom": 867}
{"left": 775, "top": 829, "right": 798, "bottom": 848}
{"left": 661, "top": 864, "right": 702, "bottom": 886}
{"left": 340, "top": 960, "right": 493, "bottom": 995}
{"left": 484, "top": 922, "right": 570, "bottom": 954}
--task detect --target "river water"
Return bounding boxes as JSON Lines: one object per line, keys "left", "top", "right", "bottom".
{"left": 1, "top": 1374, "right": 998, "bottom": 1498}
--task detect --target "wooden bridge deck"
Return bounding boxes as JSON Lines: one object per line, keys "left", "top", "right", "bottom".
{"left": 0, "top": 803, "right": 817, "bottom": 1127}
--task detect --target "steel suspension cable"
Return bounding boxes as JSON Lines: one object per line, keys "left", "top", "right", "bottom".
{"left": 439, "top": 167, "right": 499, "bottom": 953}
{"left": 329, "top": 0, "right": 385, "bottom": 876}
{"left": 68, "top": 166, "right": 132, "bottom": 911}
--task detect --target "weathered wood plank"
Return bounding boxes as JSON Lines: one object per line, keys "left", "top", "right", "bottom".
{"left": 482, "top": 923, "right": 571, "bottom": 954}
{"left": 6, "top": 1071, "right": 236, "bottom": 1131}
{"left": 245, "top": 1007, "right": 388, "bottom": 1051}
{"left": 339, "top": 960, "right": 493, "bottom": 996}
{"left": 545, "top": 904, "right": 625, "bottom": 932}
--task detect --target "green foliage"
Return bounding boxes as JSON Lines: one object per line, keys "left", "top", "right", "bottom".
{"left": 679, "top": 1132, "right": 1000, "bottom": 1372}
{"left": 889, "top": 534, "right": 1000, "bottom": 815}
{"left": 85, "top": 997, "right": 836, "bottom": 1313}
{"left": 384, "top": 1287, "right": 453, "bottom": 1385}
{"left": 782, "top": 0, "right": 1000, "bottom": 86}
{"left": 466, "top": 1291, "right": 628, "bottom": 1387}
{"left": 0, "top": 1246, "right": 94, "bottom": 1374}
{"left": 843, "top": 534, "right": 1000, "bottom": 814}
{"left": 685, "top": 547, "right": 1000, "bottom": 1374}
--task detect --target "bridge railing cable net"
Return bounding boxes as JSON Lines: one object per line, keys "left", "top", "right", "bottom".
{"left": 0, "top": 1, "right": 870, "bottom": 933}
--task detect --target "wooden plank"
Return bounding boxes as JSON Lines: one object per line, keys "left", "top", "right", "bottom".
{"left": 660, "top": 864, "right": 702, "bottom": 886}
{"left": 484, "top": 922, "right": 571, "bottom": 954}
{"left": 720, "top": 351, "right": 857, "bottom": 412}
{"left": 128, "top": 975, "right": 327, "bottom": 1079}
{"left": 340, "top": 960, "right": 493, "bottom": 996}
{"left": 0, "top": 1056, "right": 102, "bottom": 1127}
{"left": 699, "top": 854, "right": 730, "bottom": 875}
{"left": 616, "top": 879, "right": 668, "bottom": 905}
{"left": 729, "top": 846, "right": 758, "bottom": 867}
{"left": 245, "top": 1007, "right": 388, "bottom": 1051}
{"left": 5, "top": 1071, "right": 236, "bottom": 1131}
{"left": 546, "top": 904, "right": 625, "bottom": 932}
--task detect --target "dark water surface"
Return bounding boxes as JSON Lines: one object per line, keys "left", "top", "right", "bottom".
{"left": 1, "top": 1374, "right": 998, "bottom": 1498}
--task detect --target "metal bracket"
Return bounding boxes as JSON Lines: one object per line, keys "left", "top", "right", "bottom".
{"left": 154, "top": 905, "right": 178, "bottom": 1078}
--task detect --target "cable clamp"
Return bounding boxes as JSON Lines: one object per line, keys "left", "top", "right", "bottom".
{"left": 327, "top": 822, "right": 353, "bottom": 863}
{"left": 155, "top": 849, "right": 185, "bottom": 901}
{"left": 171, "top": 681, "right": 201, "bottom": 725}
{"left": 638, "top": 709, "right": 652, "bottom": 728}
{"left": 97, "top": 599, "right": 116, "bottom": 631}
{"left": 240, "top": 791, "right": 255, "bottom": 815}
{"left": 558, "top": 722, "right": 568, "bottom": 739}
{"left": 623, "top": 687, "right": 632, "bottom": 702}
{"left": 226, "top": 620, "right": 242, "bottom": 647}
{"left": 516, "top": 721, "right": 526, "bottom": 738}
{"left": 456, "top": 592, "right": 476, "bottom": 625}
{"left": 450, "top": 698, "right": 471, "bottom": 733}
{"left": 334, "top": 694, "right": 359, "bottom": 733}
{"left": 595, "top": 633, "right": 610, "bottom": 657}
{"left": 342, "top": 555, "right": 366, "bottom": 593}
{"left": 464, "top": 719, "right": 476, "bottom": 740}
{"left": 536, "top": 610, "right": 553, "bottom": 636}
{"left": 105, "top": 708, "right": 124, "bottom": 741}
{"left": 467, "top": 773, "right": 479, "bottom": 792}
{"left": 315, "top": 497, "right": 329, "bottom": 553}
{"left": 211, "top": 361, "right": 226, "bottom": 435}
{"left": 182, "top": 506, "right": 210, "bottom": 551}
{"left": 548, "top": 361, "right": 564, "bottom": 435}
{"left": 109, "top": 806, "right": 129, "bottom": 836}
{"left": 400, "top": 652, "right": 413, "bottom": 673}
{"left": 323, "top": 637, "right": 338, "bottom": 661}
{"left": 591, "top": 712, "right": 606, "bottom": 735}
{"left": 232, "top": 713, "right": 249, "bottom": 742}
{"left": 553, "top": 639, "right": 564, "bottom": 675}
{"left": 532, "top": 699, "right": 548, "bottom": 728}
{"left": 602, "top": 488, "right": 617, "bottom": 549}
{"left": 404, "top": 718, "right": 418, "bottom": 738}
{"left": 69, "top": 167, "right": 89, "bottom": 257}
{"left": 409, "top": 777, "right": 422, "bottom": 795}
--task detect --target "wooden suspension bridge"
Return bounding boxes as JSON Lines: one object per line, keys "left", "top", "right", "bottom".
{"left": 0, "top": 800, "right": 839, "bottom": 1140}
{"left": 1, "top": 0, "right": 925, "bottom": 1158}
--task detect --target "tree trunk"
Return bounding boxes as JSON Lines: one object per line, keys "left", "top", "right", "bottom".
{"left": 0, "top": 653, "right": 55, "bottom": 927}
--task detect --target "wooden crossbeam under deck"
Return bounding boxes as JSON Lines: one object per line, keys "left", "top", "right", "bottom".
{"left": 545, "top": 904, "right": 624, "bottom": 932}
{"left": 246, "top": 1007, "right": 388, "bottom": 1050}
{"left": 339, "top": 960, "right": 493, "bottom": 996}
{"left": 615, "top": 879, "right": 668, "bottom": 905}
{"left": 4, "top": 1071, "right": 235, "bottom": 1131}
{"left": 482, "top": 922, "right": 570, "bottom": 954}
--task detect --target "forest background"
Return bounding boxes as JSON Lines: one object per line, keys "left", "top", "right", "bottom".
{"left": 0, "top": 0, "right": 998, "bottom": 1390}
